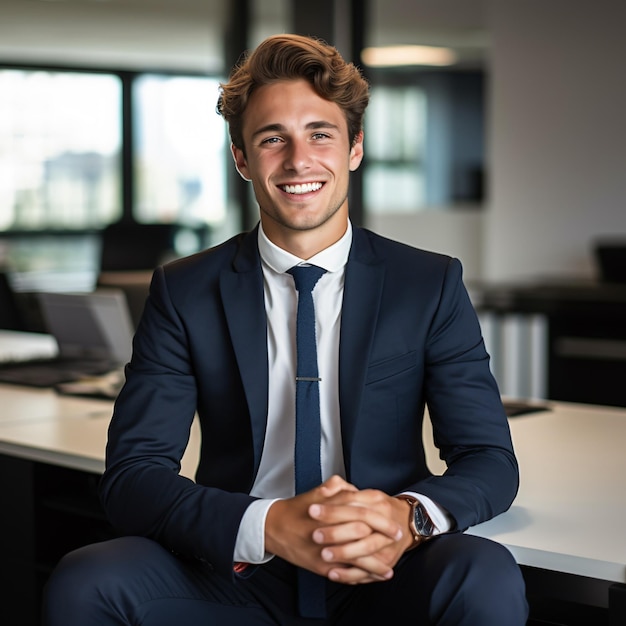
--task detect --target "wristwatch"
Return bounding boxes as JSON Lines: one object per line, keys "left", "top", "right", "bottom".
{"left": 396, "top": 495, "right": 436, "bottom": 547}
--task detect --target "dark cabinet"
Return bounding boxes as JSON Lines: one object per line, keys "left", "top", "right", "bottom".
{"left": 479, "top": 282, "right": 626, "bottom": 408}
{"left": 0, "top": 455, "right": 115, "bottom": 626}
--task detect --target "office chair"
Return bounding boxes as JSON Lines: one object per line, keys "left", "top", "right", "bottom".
{"left": 595, "top": 240, "right": 626, "bottom": 284}
{"left": 99, "top": 222, "right": 178, "bottom": 272}
{"left": 0, "top": 271, "right": 25, "bottom": 331}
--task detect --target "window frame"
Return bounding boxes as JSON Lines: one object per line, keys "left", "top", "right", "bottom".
{"left": 0, "top": 61, "right": 227, "bottom": 240}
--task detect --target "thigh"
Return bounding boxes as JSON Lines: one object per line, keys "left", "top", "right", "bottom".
{"left": 42, "top": 536, "right": 276, "bottom": 626}
{"left": 330, "top": 533, "right": 528, "bottom": 626}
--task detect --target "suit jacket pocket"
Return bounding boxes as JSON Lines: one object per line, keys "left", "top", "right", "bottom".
{"left": 354, "top": 351, "right": 425, "bottom": 484}
{"left": 365, "top": 351, "right": 418, "bottom": 385}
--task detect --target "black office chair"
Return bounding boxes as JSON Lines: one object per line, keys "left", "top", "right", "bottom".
{"left": 0, "top": 271, "right": 25, "bottom": 331}
{"left": 97, "top": 222, "right": 210, "bottom": 328}
{"left": 99, "top": 222, "right": 178, "bottom": 272}
{"left": 595, "top": 240, "right": 626, "bottom": 284}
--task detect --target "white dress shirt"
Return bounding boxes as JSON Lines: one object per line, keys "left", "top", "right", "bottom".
{"left": 233, "top": 222, "right": 449, "bottom": 564}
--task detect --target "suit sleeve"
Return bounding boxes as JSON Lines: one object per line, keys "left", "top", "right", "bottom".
{"left": 99, "top": 266, "right": 254, "bottom": 576}
{"left": 416, "top": 258, "right": 519, "bottom": 531}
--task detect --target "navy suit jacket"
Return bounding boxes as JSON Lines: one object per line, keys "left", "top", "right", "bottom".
{"left": 100, "top": 225, "right": 518, "bottom": 576}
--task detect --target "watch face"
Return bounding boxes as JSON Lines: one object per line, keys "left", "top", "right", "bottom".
{"left": 414, "top": 502, "right": 435, "bottom": 537}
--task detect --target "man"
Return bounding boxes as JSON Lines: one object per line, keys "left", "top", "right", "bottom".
{"left": 43, "top": 34, "right": 528, "bottom": 625}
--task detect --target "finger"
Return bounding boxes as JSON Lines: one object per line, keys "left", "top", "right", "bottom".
{"left": 322, "top": 564, "right": 385, "bottom": 585}
{"left": 317, "top": 475, "right": 357, "bottom": 498}
{"left": 312, "top": 520, "right": 372, "bottom": 545}
{"left": 316, "top": 486, "right": 383, "bottom": 504}
{"left": 327, "top": 559, "right": 394, "bottom": 584}
{"left": 320, "top": 532, "right": 397, "bottom": 563}
{"left": 312, "top": 488, "right": 398, "bottom": 519}
{"left": 309, "top": 503, "right": 404, "bottom": 542}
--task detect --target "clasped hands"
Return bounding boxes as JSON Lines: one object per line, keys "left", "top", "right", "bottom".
{"left": 265, "top": 475, "right": 415, "bottom": 585}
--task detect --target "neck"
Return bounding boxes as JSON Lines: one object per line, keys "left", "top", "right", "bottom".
{"left": 261, "top": 216, "right": 349, "bottom": 260}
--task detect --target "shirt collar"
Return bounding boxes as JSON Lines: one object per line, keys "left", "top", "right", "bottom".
{"left": 257, "top": 221, "right": 353, "bottom": 275}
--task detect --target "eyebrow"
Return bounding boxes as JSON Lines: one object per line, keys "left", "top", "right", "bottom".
{"left": 251, "top": 120, "right": 341, "bottom": 140}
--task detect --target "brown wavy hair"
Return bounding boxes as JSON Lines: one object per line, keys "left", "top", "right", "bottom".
{"left": 217, "top": 34, "right": 370, "bottom": 153}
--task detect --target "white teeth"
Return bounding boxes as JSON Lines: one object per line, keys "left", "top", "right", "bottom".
{"left": 282, "top": 182, "right": 323, "bottom": 194}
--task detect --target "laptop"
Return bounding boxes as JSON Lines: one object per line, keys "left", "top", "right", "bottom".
{"left": 0, "top": 289, "right": 134, "bottom": 388}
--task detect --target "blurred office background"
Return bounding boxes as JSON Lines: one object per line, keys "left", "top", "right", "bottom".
{"left": 1, "top": 0, "right": 625, "bottom": 404}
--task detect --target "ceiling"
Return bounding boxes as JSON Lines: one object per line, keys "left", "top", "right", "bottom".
{"left": 0, "top": 0, "right": 488, "bottom": 72}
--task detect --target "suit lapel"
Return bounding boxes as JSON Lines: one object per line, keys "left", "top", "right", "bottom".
{"left": 219, "top": 228, "right": 268, "bottom": 474}
{"left": 218, "top": 226, "right": 385, "bottom": 480}
{"left": 339, "top": 228, "right": 385, "bottom": 476}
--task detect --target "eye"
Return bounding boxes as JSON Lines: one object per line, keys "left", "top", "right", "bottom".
{"left": 260, "top": 136, "right": 282, "bottom": 145}
{"left": 311, "top": 132, "right": 331, "bottom": 140}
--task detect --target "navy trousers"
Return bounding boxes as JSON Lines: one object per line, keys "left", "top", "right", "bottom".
{"left": 42, "top": 533, "right": 528, "bottom": 625}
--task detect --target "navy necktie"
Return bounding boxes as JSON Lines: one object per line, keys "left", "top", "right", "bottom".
{"left": 288, "top": 264, "right": 327, "bottom": 619}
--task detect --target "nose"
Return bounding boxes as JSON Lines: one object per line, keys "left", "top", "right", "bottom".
{"left": 283, "top": 138, "right": 312, "bottom": 172}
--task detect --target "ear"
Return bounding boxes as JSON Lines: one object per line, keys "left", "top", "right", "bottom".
{"left": 231, "top": 143, "right": 251, "bottom": 181}
{"left": 349, "top": 131, "right": 364, "bottom": 172}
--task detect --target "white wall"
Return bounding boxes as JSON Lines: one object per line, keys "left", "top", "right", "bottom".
{"left": 483, "top": 0, "right": 626, "bottom": 282}
{"left": 368, "top": 208, "right": 484, "bottom": 282}
{"left": 374, "top": 1, "right": 626, "bottom": 285}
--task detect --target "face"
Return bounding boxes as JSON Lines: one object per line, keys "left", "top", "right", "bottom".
{"left": 232, "top": 79, "right": 364, "bottom": 257}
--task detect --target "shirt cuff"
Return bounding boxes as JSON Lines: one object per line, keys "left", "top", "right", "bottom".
{"left": 233, "top": 498, "right": 281, "bottom": 564}
{"left": 399, "top": 492, "right": 452, "bottom": 535}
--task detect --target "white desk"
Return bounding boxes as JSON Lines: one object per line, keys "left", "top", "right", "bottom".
{"left": 0, "top": 383, "right": 200, "bottom": 476}
{"left": 0, "top": 383, "right": 202, "bottom": 626}
{"left": 1, "top": 384, "right": 624, "bottom": 623}
{"left": 426, "top": 400, "right": 626, "bottom": 621}
{"left": 424, "top": 401, "right": 626, "bottom": 586}
{"left": 467, "top": 402, "right": 626, "bottom": 586}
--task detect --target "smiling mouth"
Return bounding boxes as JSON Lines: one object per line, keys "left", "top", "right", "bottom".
{"left": 280, "top": 182, "right": 323, "bottom": 195}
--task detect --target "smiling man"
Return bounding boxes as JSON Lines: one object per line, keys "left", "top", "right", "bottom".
{"left": 232, "top": 78, "right": 363, "bottom": 259}
{"left": 43, "top": 34, "right": 528, "bottom": 625}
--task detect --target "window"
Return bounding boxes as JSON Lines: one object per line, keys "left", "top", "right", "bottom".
{"left": 364, "top": 86, "right": 427, "bottom": 213}
{"left": 363, "top": 71, "right": 486, "bottom": 214}
{"left": 0, "top": 69, "right": 122, "bottom": 230}
{"left": 133, "top": 75, "right": 227, "bottom": 230}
